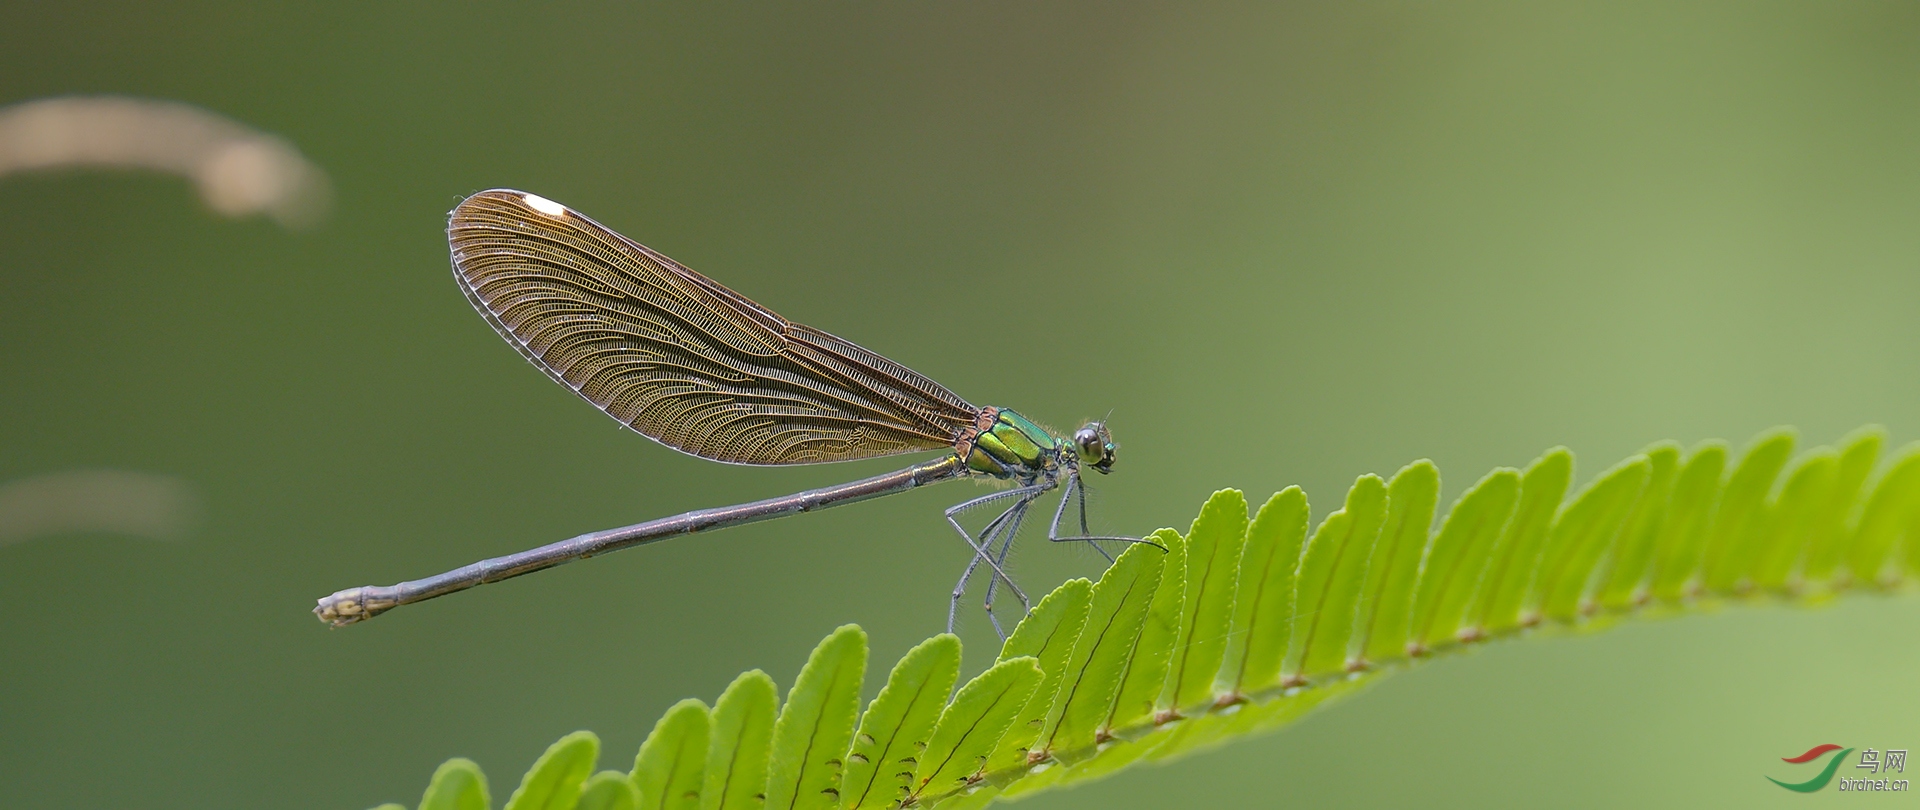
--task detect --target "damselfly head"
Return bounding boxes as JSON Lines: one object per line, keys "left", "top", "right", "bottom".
{"left": 1073, "top": 422, "right": 1117, "bottom": 474}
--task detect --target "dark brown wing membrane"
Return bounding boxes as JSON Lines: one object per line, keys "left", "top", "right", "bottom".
{"left": 447, "top": 189, "right": 978, "bottom": 465}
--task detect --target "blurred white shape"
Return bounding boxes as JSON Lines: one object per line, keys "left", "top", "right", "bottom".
{"left": 522, "top": 192, "right": 567, "bottom": 217}
{"left": 0, "top": 95, "right": 331, "bottom": 228}
{"left": 0, "top": 469, "right": 200, "bottom": 547}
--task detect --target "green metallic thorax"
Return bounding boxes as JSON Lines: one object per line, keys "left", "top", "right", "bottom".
{"left": 964, "top": 408, "right": 1063, "bottom": 479}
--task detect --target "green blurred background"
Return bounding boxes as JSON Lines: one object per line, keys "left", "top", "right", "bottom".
{"left": 4, "top": 2, "right": 1918, "bottom": 808}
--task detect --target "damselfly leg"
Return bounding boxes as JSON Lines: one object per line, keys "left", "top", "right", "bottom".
{"left": 980, "top": 492, "right": 1059, "bottom": 639}
{"left": 1048, "top": 473, "right": 1163, "bottom": 558}
{"left": 946, "top": 485, "right": 1048, "bottom": 636}
{"left": 945, "top": 475, "right": 1160, "bottom": 639}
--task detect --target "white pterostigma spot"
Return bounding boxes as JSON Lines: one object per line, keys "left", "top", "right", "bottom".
{"left": 522, "top": 193, "right": 566, "bottom": 217}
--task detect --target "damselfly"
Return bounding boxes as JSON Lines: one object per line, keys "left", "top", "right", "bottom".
{"left": 314, "top": 190, "right": 1144, "bottom": 634}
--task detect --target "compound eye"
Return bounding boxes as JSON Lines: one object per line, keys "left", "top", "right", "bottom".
{"left": 1074, "top": 422, "right": 1117, "bottom": 473}
{"left": 1075, "top": 426, "right": 1103, "bottom": 458}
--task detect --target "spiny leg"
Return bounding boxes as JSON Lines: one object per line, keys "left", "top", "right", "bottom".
{"left": 945, "top": 487, "right": 1037, "bottom": 632}
{"left": 1072, "top": 474, "right": 1113, "bottom": 563}
{"left": 1048, "top": 473, "right": 1164, "bottom": 559}
{"left": 948, "top": 492, "right": 1040, "bottom": 636}
{"left": 980, "top": 496, "right": 1040, "bottom": 639}
{"left": 943, "top": 486, "right": 1041, "bottom": 611}
{"left": 979, "top": 499, "right": 1028, "bottom": 612}
{"left": 1077, "top": 472, "right": 1093, "bottom": 536}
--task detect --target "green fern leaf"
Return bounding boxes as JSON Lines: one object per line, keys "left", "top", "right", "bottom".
{"left": 632, "top": 698, "right": 710, "bottom": 810}
{"left": 1143, "top": 671, "right": 1376, "bottom": 767}
{"left": 417, "top": 758, "right": 489, "bottom": 810}
{"left": 1352, "top": 460, "right": 1439, "bottom": 668}
{"left": 1593, "top": 442, "right": 1680, "bottom": 610}
{"left": 1406, "top": 467, "right": 1515, "bottom": 654}
{"left": 1216, "top": 488, "right": 1307, "bottom": 696}
{"left": 1702, "top": 428, "right": 1796, "bottom": 591}
{"left": 766, "top": 625, "right": 867, "bottom": 810}
{"left": 912, "top": 656, "right": 1042, "bottom": 800}
{"left": 1847, "top": 443, "right": 1920, "bottom": 585}
{"left": 923, "top": 785, "right": 1000, "bottom": 810}
{"left": 1647, "top": 441, "right": 1727, "bottom": 600}
{"left": 504, "top": 731, "right": 598, "bottom": 810}
{"left": 1801, "top": 427, "right": 1883, "bottom": 586}
{"left": 842, "top": 634, "right": 962, "bottom": 809}
{"left": 1283, "top": 473, "right": 1386, "bottom": 681}
{"left": 1158, "top": 490, "right": 1247, "bottom": 715}
{"left": 1103, "top": 528, "right": 1183, "bottom": 733}
{"left": 701, "top": 670, "right": 778, "bottom": 810}
{"left": 1531, "top": 454, "right": 1650, "bottom": 623}
{"left": 1470, "top": 449, "right": 1571, "bottom": 636}
{"left": 384, "top": 425, "right": 1920, "bottom": 810}
{"left": 1751, "top": 450, "right": 1839, "bottom": 590}
{"left": 580, "top": 771, "right": 642, "bottom": 810}
{"left": 979, "top": 578, "right": 1090, "bottom": 774}
{"left": 1039, "top": 542, "right": 1164, "bottom": 762}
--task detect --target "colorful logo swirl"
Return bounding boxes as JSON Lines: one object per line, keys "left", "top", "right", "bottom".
{"left": 1768, "top": 744, "right": 1853, "bottom": 793}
